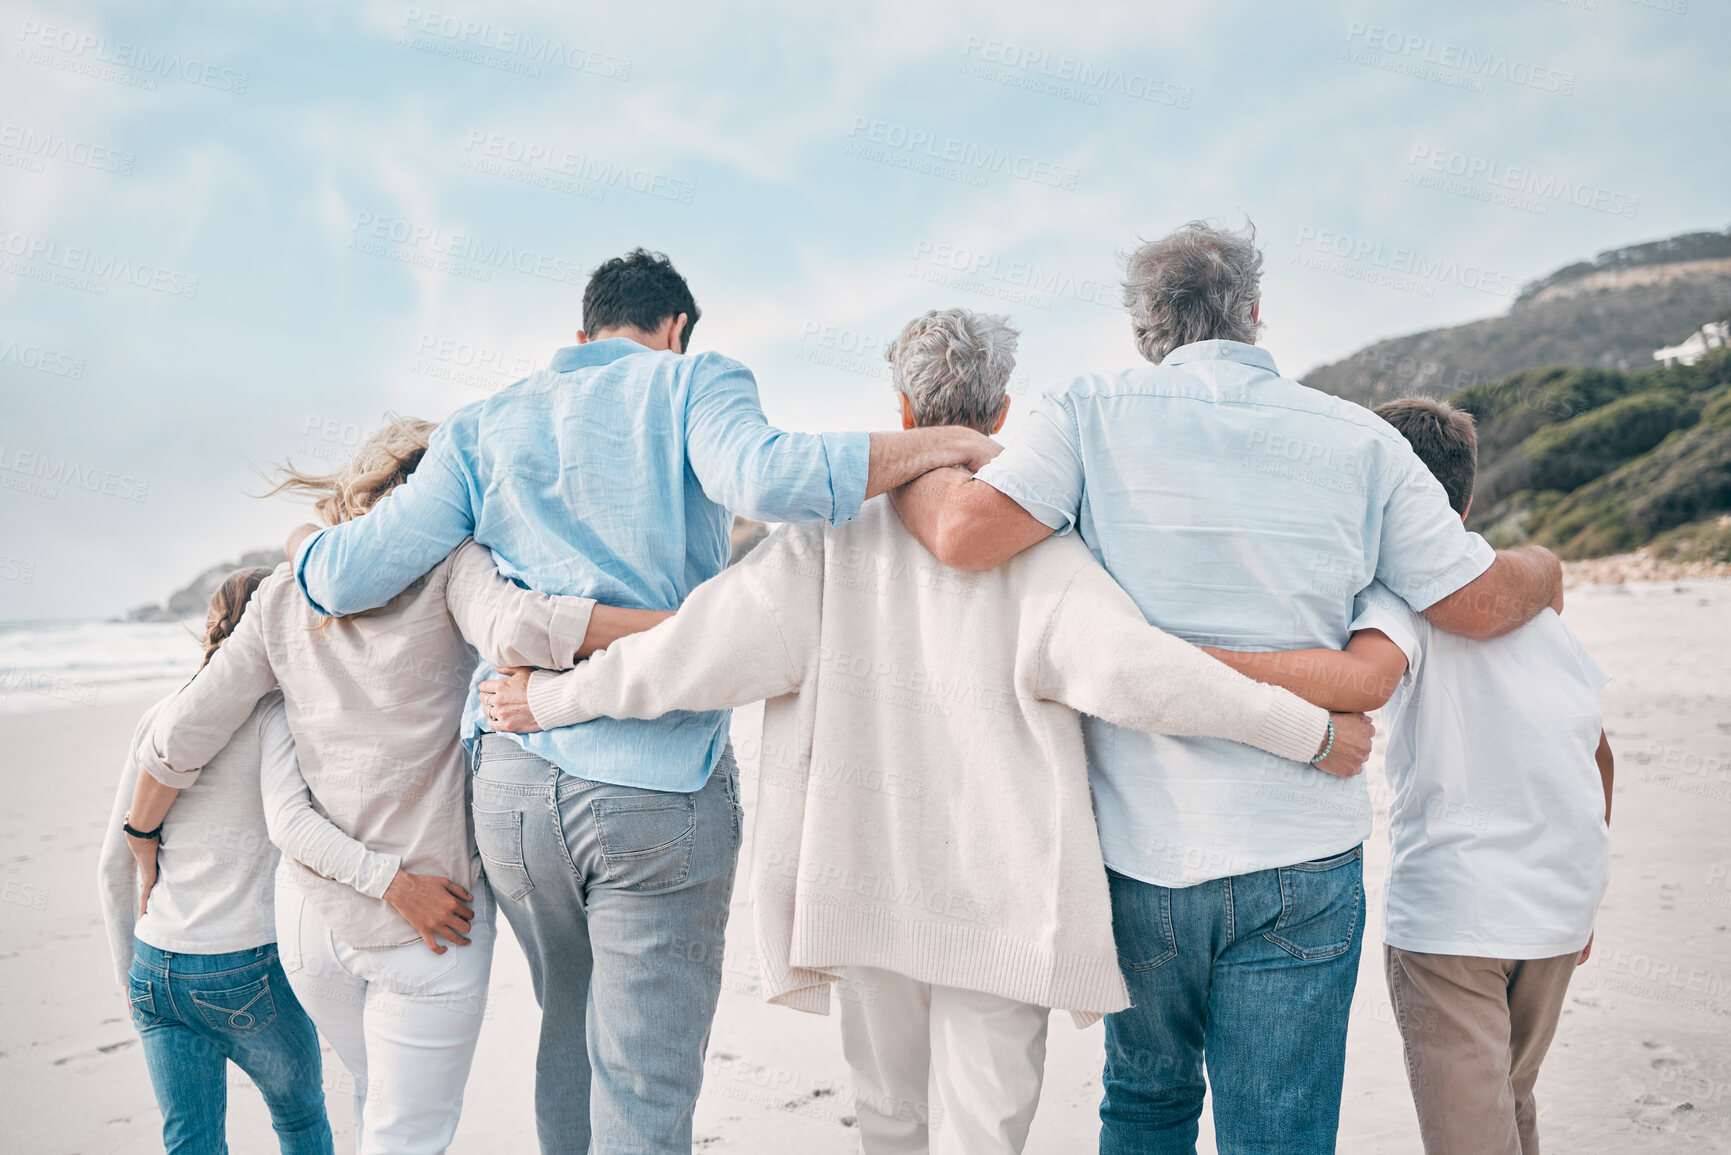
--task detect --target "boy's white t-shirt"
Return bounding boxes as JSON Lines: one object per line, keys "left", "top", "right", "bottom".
{"left": 1351, "top": 581, "right": 1611, "bottom": 959}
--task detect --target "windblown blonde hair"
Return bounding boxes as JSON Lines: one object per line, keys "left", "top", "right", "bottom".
{"left": 270, "top": 414, "right": 436, "bottom": 526}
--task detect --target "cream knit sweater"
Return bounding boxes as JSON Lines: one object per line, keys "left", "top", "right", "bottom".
{"left": 527, "top": 499, "right": 1329, "bottom": 1022}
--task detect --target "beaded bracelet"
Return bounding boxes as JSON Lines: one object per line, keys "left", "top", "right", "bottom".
{"left": 1309, "top": 718, "right": 1335, "bottom": 765}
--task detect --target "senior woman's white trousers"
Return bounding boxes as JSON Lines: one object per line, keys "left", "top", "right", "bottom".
{"left": 274, "top": 878, "right": 495, "bottom": 1155}
{"left": 839, "top": 965, "right": 1050, "bottom": 1155}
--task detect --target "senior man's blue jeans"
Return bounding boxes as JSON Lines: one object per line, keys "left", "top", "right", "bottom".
{"left": 1099, "top": 845, "right": 1365, "bottom": 1155}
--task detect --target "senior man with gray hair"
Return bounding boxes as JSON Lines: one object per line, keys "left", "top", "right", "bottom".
{"left": 479, "top": 305, "right": 1371, "bottom": 1155}
{"left": 892, "top": 223, "right": 1565, "bottom": 1155}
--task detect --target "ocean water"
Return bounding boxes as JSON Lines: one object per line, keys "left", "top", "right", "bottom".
{"left": 0, "top": 618, "right": 204, "bottom": 715}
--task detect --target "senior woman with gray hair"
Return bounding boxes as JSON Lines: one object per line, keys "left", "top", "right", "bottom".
{"left": 478, "top": 305, "right": 1364, "bottom": 1155}
{"left": 892, "top": 225, "right": 1567, "bottom": 1153}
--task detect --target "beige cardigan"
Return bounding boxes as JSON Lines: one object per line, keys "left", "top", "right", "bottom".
{"left": 526, "top": 499, "right": 1329, "bottom": 1022}
{"left": 138, "top": 540, "right": 594, "bottom": 949}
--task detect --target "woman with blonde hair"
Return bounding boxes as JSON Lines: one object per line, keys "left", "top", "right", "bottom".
{"left": 121, "top": 415, "right": 665, "bottom": 1154}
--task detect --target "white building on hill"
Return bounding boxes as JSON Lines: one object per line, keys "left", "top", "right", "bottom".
{"left": 1654, "top": 320, "right": 1730, "bottom": 367}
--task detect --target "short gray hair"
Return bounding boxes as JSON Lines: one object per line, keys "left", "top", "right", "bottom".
{"left": 1123, "top": 220, "right": 1264, "bottom": 363}
{"left": 886, "top": 308, "right": 1019, "bottom": 433}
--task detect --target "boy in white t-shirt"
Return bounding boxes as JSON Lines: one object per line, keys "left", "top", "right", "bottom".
{"left": 1202, "top": 397, "right": 1614, "bottom": 1155}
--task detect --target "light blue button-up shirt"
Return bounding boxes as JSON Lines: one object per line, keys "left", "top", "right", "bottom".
{"left": 295, "top": 338, "right": 871, "bottom": 792}
{"left": 975, "top": 339, "right": 1494, "bottom": 887}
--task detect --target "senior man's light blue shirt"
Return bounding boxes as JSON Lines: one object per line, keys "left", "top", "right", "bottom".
{"left": 975, "top": 339, "right": 1495, "bottom": 888}
{"left": 294, "top": 338, "right": 870, "bottom": 792}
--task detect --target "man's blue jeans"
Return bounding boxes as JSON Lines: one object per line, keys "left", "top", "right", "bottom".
{"left": 128, "top": 941, "right": 334, "bottom": 1155}
{"left": 1100, "top": 845, "right": 1365, "bottom": 1155}
{"left": 471, "top": 735, "right": 743, "bottom": 1155}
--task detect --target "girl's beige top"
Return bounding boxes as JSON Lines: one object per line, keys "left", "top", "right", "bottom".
{"left": 137, "top": 540, "right": 594, "bottom": 949}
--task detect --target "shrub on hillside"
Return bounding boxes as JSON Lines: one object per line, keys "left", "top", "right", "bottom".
{"left": 1521, "top": 390, "right": 1701, "bottom": 493}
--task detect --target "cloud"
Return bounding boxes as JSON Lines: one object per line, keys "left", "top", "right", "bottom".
{"left": 1, "top": 0, "right": 1725, "bottom": 618}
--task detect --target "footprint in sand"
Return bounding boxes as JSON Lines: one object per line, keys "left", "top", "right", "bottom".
{"left": 1631, "top": 1093, "right": 1684, "bottom": 1131}
{"left": 51, "top": 1038, "right": 137, "bottom": 1066}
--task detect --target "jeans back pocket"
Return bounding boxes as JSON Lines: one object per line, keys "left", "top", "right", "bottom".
{"left": 127, "top": 975, "right": 158, "bottom": 1027}
{"left": 474, "top": 806, "right": 534, "bottom": 903}
{"left": 592, "top": 792, "right": 696, "bottom": 893}
{"left": 190, "top": 975, "right": 278, "bottom": 1034}
{"left": 1107, "top": 869, "right": 1179, "bottom": 972}
{"left": 1264, "top": 846, "right": 1364, "bottom": 962}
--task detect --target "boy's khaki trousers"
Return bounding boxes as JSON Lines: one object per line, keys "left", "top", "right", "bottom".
{"left": 1385, "top": 945, "right": 1580, "bottom": 1155}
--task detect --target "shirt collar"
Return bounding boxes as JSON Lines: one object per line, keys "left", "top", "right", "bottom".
{"left": 1161, "top": 339, "right": 1279, "bottom": 375}
{"left": 548, "top": 337, "right": 653, "bottom": 373}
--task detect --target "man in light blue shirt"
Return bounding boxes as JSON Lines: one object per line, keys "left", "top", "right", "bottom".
{"left": 293, "top": 249, "right": 997, "bottom": 1155}
{"left": 893, "top": 222, "right": 1564, "bottom": 1155}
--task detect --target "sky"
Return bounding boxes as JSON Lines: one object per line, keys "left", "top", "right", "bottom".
{"left": 1, "top": 0, "right": 1725, "bottom": 621}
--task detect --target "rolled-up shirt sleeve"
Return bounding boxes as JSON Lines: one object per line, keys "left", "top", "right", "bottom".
{"left": 974, "top": 396, "right": 1085, "bottom": 535}
{"left": 684, "top": 353, "right": 870, "bottom": 527}
{"left": 1373, "top": 456, "right": 1496, "bottom": 611}
{"left": 443, "top": 539, "right": 594, "bottom": 670}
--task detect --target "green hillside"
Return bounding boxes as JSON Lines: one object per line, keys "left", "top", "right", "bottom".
{"left": 1303, "top": 228, "right": 1731, "bottom": 407}
{"left": 1453, "top": 346, "right": 1731, "bottom": 560}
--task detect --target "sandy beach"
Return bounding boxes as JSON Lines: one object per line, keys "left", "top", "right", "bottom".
{"left": 3, "top": 578, "right": 1728, "bottom": 1154}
